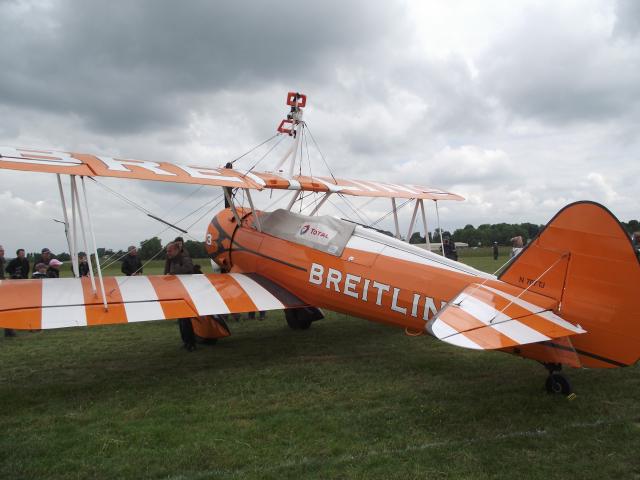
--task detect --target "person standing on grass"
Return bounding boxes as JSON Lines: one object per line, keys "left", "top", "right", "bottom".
{"left": 0, "top": 245, "right": 14, "bottom": 338}
{"left": 77, "top": 252, "right": 90, "bottom": 277}
{"left": 121, "top": 246, "right": 143, "bottom": 276}
{"left": 6, "top": 248, "right": 30, "bottom": 279}
{"left": 0, "top": 245, "right": 5, "bottom": 280}
{"left": 164, "top": 236, "right": 189, "bottom": 274}
{"left": 166, "top": 242, "right": 196, "bottom": 351}
{"left": 493, "top": 242, "right": 499, "bottom": 260}
{"left": 510, "top": 235, "right": 524, "bottom": 258}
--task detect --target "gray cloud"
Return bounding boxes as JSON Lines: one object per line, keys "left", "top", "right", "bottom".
{"left": 480, "top": 3, "right": 640, "bottom": 124}
{"left": 0, "top": 0, "right": 403, "bottom": 134}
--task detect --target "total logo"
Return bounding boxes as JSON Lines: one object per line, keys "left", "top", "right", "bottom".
{"left": 299, "top": 224, "right": 329, "bottom": 239}
{"left": 296, "top": 223, "right": 336, "bottom": 245}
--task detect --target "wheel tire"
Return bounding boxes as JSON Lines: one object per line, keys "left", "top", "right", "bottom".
{"left": 285, "top": 310, "right": 312, "bottom": 330}
{"left": 545, "top": 373, "right": 572, "bottom": 396}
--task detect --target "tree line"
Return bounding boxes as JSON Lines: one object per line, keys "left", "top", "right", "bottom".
{"left": 408, "top": 219, "right": 640, "bottom": 246}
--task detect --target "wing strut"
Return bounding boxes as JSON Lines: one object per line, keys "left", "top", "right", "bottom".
{"left": 55, "top": 174, "right": 109, "bottom": 311}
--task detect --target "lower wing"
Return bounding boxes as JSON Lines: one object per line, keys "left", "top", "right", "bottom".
{"left": 0, "top": 273, "right": 307, "bottom": 330}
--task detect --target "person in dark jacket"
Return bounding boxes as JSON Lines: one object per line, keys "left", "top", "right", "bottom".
{"left": 78, "top": 253, "right": 90, "bottom": 277}
{"left": 6, "top": 249, "right": 30, "bottom": 279}
{"left": 492, "top": 242, "right": 499, "bottom": 260}
{"left": 0, "top": 245, "right": 14, "bottom": 337}
{"left": 121, "top": 246, "right": 143, "bottom": 276}
{"left": 166, "top": 242, "right": 196, "bottom": 350}
{"left": 46, "top": 259, "right": 63, "bottom": 278}
{"left": 164, "top": 236, "right": 189, "bottom": 274}
{"left": 166, "top": 241, "right": 193, "bottom": 275}
{"left": 443, "top": 238, "right": 458, "bottom": 261}
{"left": 0, "top": 245, "right": 5, "bottom": 280}
{"left": 33, "top": 247, "right": 53, "bottom": 270}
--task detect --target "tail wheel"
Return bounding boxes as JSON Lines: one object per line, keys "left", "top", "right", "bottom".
{"left": 545, "top": 373, "right": 572, "bottom": 396}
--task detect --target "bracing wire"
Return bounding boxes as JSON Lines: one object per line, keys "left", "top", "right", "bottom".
{"left": 305, "top": 123, "right": 337, "bottom": 184}
{"left": 242, "top": 135, "right": 287, "bottom": 175}
{"left": 369, "top": 198, "right": 413, "bottom": 228}
{"left": 229, "top": 133, "right": 279, "bottom": 165}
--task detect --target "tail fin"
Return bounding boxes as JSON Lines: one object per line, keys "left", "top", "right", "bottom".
{"left": 499, "top": 201, "right": 640, "bottom": 368}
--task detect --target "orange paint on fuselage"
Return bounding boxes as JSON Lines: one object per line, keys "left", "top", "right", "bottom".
{"left": 207, "top": 209, "right": 549, "bottom": 332}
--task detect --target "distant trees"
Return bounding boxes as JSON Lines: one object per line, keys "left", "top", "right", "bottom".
{"left": 138, "top": 237, "right": 163, "bottom": 260}
{"left": 622, "top": 220, "right": 639, "bottom": 234}
{"left": 409, "top": 232, "right": 425, "bottom": 244}
{"left": 452, "top": 222, "right": 543, "bottom": 246}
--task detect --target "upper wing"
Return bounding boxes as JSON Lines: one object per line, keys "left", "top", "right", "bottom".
{"left": 426, "top": 283, "right": 586, "bottom": 350}
{"left": 0, "top": 146, "right": 463, "bottom": 201}
{"left": 0, "top": 273, "right": 306, "bottom": 330}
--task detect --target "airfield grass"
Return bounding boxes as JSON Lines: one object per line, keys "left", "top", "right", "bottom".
{"left": 1, "top": 253, "right": 639, "bottom": 479}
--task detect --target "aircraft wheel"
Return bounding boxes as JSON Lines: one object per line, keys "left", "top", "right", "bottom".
{"left": 545, "top": 373, "right": 572, "bottom": 396}
{"left": 285, "top": 309, "right": 312, "bottom": 330}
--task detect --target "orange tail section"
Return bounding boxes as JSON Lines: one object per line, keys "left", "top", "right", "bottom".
{"left": 499, "top": 201, "right": 640, "bottom": 368}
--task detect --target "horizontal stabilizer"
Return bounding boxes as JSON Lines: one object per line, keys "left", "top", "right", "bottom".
{"left": 427, "top": 283, "right": 586, "bottom": 350}
{"left": 0, "top": 273, "right": 307, "bottom": 330}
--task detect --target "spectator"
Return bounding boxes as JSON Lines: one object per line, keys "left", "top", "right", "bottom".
{"left": 166, "top": 242, "right": 196, "bottom": 350}
{"left": 0, "top": 245, "right": 14, "bottom": 338}
{"left": 46, "top": 259, "right": 63, "bottom": 278}
{"left": 0, "top": 245, "right": 5, "bottom": 280}
{"left": 633, "top": 232, "right": 640, "bottom": 257}
{"left": 32, "top": 263, "right": 47, "bottom": 279}
{"left": 78, "top": 253, "right": 90, "bottom": 277}
{"left": 33, "top": 247, "right": 53, "bottom": 269}
{"left": 510, "top": 236, "right": 524, "bottom": 258}
{"left": 493, "top": 242, "right": 499, "bottom": 260}
{"left": 443, "top": 238, "right": 458, "bottom": 261}
{"left": 164, "top": 236, "right": 189, "bottom": 274}
{"left": 6, "top": 248, "right": 30, "bottom": 279}
{"left": 121, "top": 246, "right": 143, "bottom": 276}
{"left": 166, "top": 242, "right": 193, "bottom": 275}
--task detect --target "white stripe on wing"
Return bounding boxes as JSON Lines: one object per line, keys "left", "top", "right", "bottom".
{"left": 41, "top": 278, "right": 87, "bottom": 329}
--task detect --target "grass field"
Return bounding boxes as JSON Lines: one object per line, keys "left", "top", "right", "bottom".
{"left": 1, "top": 253, "right": 639, "bottom": 479}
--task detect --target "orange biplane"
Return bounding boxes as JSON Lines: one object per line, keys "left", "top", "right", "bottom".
{"left": 1, "top": 93, "right": 638, "bottom": 396}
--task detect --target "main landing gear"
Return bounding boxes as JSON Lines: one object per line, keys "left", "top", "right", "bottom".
{"left": 543, "top": 363, "right": 574, "bottom": 398}
{"left": 285, "top": 307, "right": 325, "bottom": 330}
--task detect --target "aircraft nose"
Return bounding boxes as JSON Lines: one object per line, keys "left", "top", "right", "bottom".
{"left": 205, "top": 209, "right": 235, "bottom": 270}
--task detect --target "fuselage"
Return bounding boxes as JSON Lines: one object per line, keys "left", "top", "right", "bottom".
{"left": 207, "top": 208, "right": 521, "bottom": 332}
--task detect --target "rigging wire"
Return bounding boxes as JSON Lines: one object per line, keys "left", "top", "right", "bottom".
{"left": 242, "top": 134, "right": 287, "bottom": 175}
{"left": 369, "top": 198, "right": 413, "bottom": 228}
{"left": 229, "top": 133, "right": 279, "bottom": 165}
{"left": 305, "top": 123, "right": 338, "bottom": 184}
{"left": 302, "top": 126, "right": 319, "bottom": 214}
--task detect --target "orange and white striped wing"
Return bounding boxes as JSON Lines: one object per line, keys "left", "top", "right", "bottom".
{"left": 0, "top": 147, "right": 463, "bottom": 201}
{"left": 426, "top": 284, "right": 586, "bottom": 350}
{"left": 0, "top": 273, "right": 306, "bottom": 330}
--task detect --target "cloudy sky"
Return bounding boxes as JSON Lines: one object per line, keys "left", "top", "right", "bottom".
{"left": 1, "top": 0, "right": 639, "bottom": 254}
